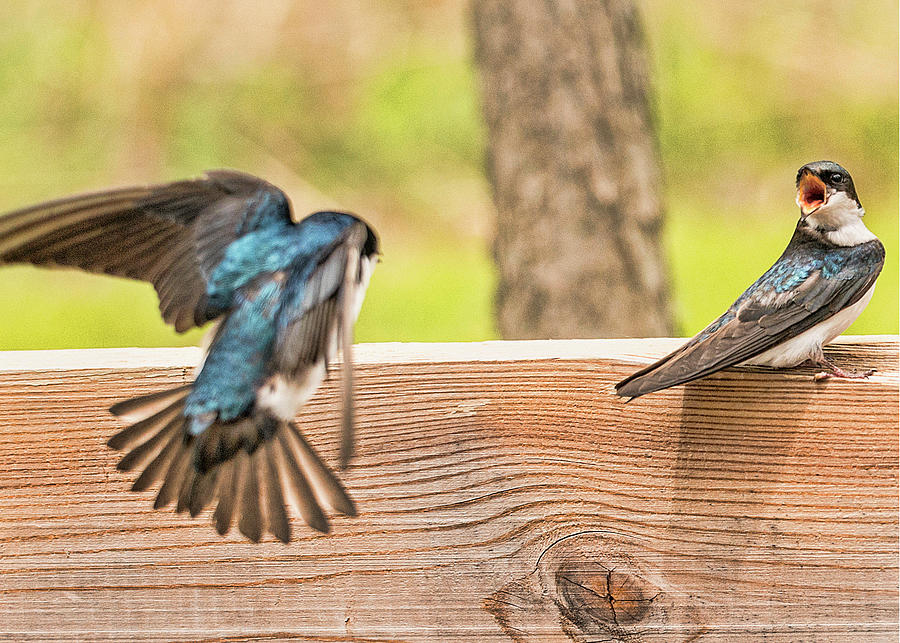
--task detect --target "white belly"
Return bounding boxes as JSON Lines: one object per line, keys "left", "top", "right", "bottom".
{"left": 743, "top": 282, "right": 876, "bottom": 368}
{"left": 256, "top": 254, "right": 375, "bottom": 420}
{"left": 257, "top": 360, "right": 328, "bottom": 421}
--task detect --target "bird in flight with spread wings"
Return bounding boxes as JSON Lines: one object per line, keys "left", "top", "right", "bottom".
{"left": 616, "top": 161, "right": 884, "bottom": 400}
{"left": 0, "top": 170, "right": 379, "bottom": 543}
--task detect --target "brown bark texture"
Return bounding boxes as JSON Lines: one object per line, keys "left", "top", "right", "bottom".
{"left": 473, "top": 0, "right": 673, "bottom": 339}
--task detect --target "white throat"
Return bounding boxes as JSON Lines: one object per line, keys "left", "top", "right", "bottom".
{"left": 805, "top": 192, "right": 876, "bottom": 246}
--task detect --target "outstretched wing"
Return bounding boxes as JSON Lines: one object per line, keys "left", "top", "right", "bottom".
{"left": 0, "top": 170, "right": 293, "bottom": 331}
{"left": 616, "top": 238, "right": 885, "bottom": 399}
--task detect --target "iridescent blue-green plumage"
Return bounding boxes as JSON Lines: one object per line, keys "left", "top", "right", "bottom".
{"left": 186, "top": 279, "right": 280, "bottom": 425}
{"left": 0, "top": 170, "right": 379, "bottom": 543}
{"left": 616, "top": 161, "right": 884, "bottom": 399}
{"left": 693, "top": 228, "right": 884, "bottom": 344}
{"left": 187, "top": 212, "right": 368, "bottom": 426}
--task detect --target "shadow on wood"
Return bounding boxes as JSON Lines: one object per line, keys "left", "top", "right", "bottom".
{"left": 0, "top": 337, "right": 897, "bottom": 641}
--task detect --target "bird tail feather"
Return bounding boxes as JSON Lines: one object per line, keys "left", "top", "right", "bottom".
{"left": 107, "top": 388, "right": 356, "bottom": 543}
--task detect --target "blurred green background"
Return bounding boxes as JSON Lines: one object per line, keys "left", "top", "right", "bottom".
{"left": 0, "top": 0, "right": 896, "bottom": 349}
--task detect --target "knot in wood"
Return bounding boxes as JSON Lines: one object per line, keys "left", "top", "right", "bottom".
{"left": 555, "top": 561, "right": 656, "bottom": 627}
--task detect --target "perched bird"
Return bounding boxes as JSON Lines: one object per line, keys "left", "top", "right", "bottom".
{"left": 616, "top": 160, "right": 884, "bottom": 399}
{"left": 0, "top": 170, "right": 379, "bottom": 542}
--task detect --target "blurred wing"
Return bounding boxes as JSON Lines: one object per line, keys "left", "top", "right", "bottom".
{"left": 0, "top": 170, "right": 293, "bottom": 331}
{"left": 274, "top": 221, "right": 370, "bottom": 368}
{"left": 616, "top": 241, "right": 885, "bottom": 398}
{"left": 273, "top": 221, "right": 371, "bottom": 464}
{"left": 338, "top": 232, "right": 362, "bottom": 467}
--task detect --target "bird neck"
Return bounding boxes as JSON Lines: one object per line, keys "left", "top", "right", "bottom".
{"left": 799, "top": 192, "right": 876, "bottom": 247}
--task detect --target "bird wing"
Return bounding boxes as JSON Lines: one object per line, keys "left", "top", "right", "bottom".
{"left": 272, "top": 220, "right": 372, "bottom": 467}
{"left": 107, "top": 220, "right": 371, "bottom": 542}
{"left": 615, "top": 238, "right": 885, "bottom": 398}
{"left": 271, "top": 220, "right": 369, "bottom": 366}
{"left": 106, "top": 221, "right": 375, "bottom": 544}
{"left": 0, "top": 170, "right": 293, "bottom": 331}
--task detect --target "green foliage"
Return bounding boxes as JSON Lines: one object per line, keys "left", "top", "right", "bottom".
{"left": 0, "top": 1, "right": 895, "bottom": 349}
{"left": 0, "top": 242, "right": 496, "bottom": 349}
{"left": 355, "top": 240, "right": 497, "bottom": 343}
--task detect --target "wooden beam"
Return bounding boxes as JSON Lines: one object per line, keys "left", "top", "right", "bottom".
{"left": 1, "top": 336, "right": 897, "bottom": 641}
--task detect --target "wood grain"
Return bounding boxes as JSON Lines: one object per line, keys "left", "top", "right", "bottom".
{"left": 0, "top": 336, "right": 897, "bottom": 642}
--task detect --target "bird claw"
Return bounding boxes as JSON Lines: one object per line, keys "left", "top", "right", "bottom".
{"left": 813, "top": 367, "right": 876, "bottom": 381}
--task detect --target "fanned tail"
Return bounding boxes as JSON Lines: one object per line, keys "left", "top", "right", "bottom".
{"left": 108, "top": 388, "right": 356, "bottom": 543}
{"left": 195, "top": 417, "right": 357, "bottom": 542}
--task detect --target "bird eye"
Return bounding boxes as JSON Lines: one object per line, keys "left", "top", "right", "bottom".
{"left": 830, "top": 172, "right": 844, "bottom": 183}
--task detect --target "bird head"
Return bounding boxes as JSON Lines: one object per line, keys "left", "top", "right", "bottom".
{"left": 795, "top": 161, "right": 861, "bottom": 220}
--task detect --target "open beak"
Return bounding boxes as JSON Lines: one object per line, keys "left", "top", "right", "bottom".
{"left": 796, "top": 171, "right": 829, "bottom": 218}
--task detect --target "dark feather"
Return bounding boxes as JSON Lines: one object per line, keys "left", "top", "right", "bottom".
{"left": 175, "top": 462, "right": 198, "bottom": 514}
{"left": 109, "top": 384, "right": 192, "bottom": 418}
{"left": 0, "top": 170, "right": 293, "bottom": 332}
{"left": 154, "top": 444, "right": 192, "bottom": 510}
{"left": 107, "top": 397, "right": 185, "bottom": 451}
{"left": 616, "top": 232, "right": 886, "bottom": 398}
{"left": 187, "top": 467, "right": 219, "bottom": 518}
{"left": 292, "top": 298, "right": 338, "bottom": 366}
{"left": 116, "top": 414, "right": 183, "bottom": 472}
{"left": 213, "top": 457, "right": 240, "bottom": 536}
{"left": 262, "top": 441, "right": 291, "bottom": 543}
{"left": 131, "top": 429, "right": 182, "bottom": 492}
{"left": 238, "top": 449, "right": 263, "bottom": 543}
{"left": 275, "top": 430, "right": 329, "bottom": 533}
{"left": 286, "top": 422, "right": 357, "bottom": 517}
{"left": 191, "top": 415, "right": 270, "bottom": 475}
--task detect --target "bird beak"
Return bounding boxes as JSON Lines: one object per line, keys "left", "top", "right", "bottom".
{"left": 796, "top": 171, "right": 828, "bottom": 218}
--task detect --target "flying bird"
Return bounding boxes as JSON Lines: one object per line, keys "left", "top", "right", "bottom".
{"left": 0, "top": 170, "right": 379, "bottom": 542}
{"left": 616, "top": 160, "right": 884, "bottom": 399}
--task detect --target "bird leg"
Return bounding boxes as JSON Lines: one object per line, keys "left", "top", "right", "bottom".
{"left": 810, "top": 351, "right": 876, "bottom": 381}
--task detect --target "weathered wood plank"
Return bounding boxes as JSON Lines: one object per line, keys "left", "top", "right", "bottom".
{"left": 0, "top": 336, "right": 897, "bottom": 642}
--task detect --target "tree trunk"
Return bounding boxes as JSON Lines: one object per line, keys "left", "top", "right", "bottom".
{"left": 473, "top": 0, "right": 673, "bottom": 339}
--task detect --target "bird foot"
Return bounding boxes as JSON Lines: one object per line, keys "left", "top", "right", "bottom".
{"left": 813, "top": 367, "right": 876, "bottom": 381}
